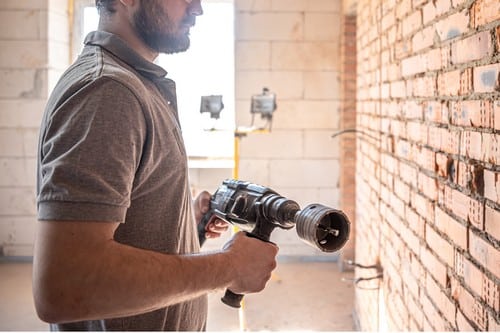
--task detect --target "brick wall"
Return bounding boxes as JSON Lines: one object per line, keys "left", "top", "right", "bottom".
{"left": 339, "top": 11, "right": 357, "bottom": 265}
{"left": 354, "top": 0, "right": 499, "bottom": 330}
{"left": 234, "top": 0, "right": 344, "bottom": 256}
{"left": 0, "top": 0, "right": 69, "bottom": 257}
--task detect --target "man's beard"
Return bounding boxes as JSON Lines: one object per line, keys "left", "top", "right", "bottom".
{"left": 133, "top": 0, "right": 192, "bottom": 54}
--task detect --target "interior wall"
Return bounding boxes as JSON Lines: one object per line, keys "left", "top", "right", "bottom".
{"left": 354, "top": 0, "right": 499, "bottom": 330}
{"left": 0, "top": 0, "right": 69, "bottom": 257}
{"left": 233, "top": 0, "right": 344, "bottom": 256}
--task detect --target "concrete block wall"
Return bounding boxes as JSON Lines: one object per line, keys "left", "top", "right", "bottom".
{"left": 354, "top": 0, "right": 499, "bottom": 330}
{"left": 0, "top": 0, "right": 69, "bottom": 257}
{"left": 233, "top": 0, "right": 344, "bottom": 256}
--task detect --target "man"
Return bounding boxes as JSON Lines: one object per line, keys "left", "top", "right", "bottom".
{"left": 33, "top": 0, "right": 279, "bottom": 330}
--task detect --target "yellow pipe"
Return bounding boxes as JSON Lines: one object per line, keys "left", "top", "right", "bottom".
{"left": 68, "top": 0, "right": 75, "bottom": 63}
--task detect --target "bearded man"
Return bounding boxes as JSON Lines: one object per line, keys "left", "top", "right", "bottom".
{"left": 32, "top": 0, "right": 278, "bottom": 330}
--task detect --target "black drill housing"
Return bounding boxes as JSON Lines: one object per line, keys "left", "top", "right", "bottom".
{"left": 198, "top": 179, "right": 351, "bottom": 308}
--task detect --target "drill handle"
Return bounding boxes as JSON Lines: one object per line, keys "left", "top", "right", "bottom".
{"left": 221, "top": 289, "right": 244, "bottom": 308}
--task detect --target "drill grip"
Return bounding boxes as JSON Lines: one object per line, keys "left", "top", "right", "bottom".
{"left": 221, "top": 289, "right": 244, "bottom": 308}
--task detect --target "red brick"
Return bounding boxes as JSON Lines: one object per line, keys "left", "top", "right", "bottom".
{"left": 462, "top": 257, "right": 483, "bottom": 295}
{"left": 489, "top": 312, "right": 500, "bottom": 331}
{"left": 468, "top": 198, "right": 484, "bottom": 230}
{"left": 455, "top": 283, "right": 488, "bottom": 330}
{"left": 419, "top": 172, "right": 438, "bottom": 201}
{"left": 390, "top": 80, "right": 407, "bottom": 98}
{"left": 438, "top": 70, "right": 461, "bottom": 95}
{"left": 473, "top": 63, "right": 500, "bottom": 93}
{"left": 435, "top": 9, "right": 469, "bottom": 41}
{"left": 435, "top": 153, "right": 449, "bottom": 178}
{"left": 469, "top": 230, "right": 500, "bottom": 279}
{"left": 412, "top": 191, "right": 435, "bottom": 220}
{"left": 403, "top": 100, "right": 423, "bottom": 120}
{"left": 412, "top": 75, "right": 436, "bottom": 97}
{"left": 427, "top": 126, "right": 443, "bottom": 150}
{"left": 443, "top": 129, "right": 461, "bottom": 155}
{"left": 460, "top": 68, "right": 473, "bottom": 95}
{"left": 435, "top": 206, "right": 468, "bottom": 249}
{"left": 456, "top": 308, "right": 476, "bottom": 331}
{"left": 494, "top": 100, "right": 500, "bottom": 130}
{"left": 461, "top": 130, "right": 482, "bottom": 160}
{"left": 420, "top": 292, "right": 448, "bottom": 331}
{"left": 451, "top": 31, "right": 493, "bottom": 64}
{"left": 482, "top": 273, "right": 499, "bottom": 312}
{"left": 421, "top": 245, "right": 448, "bottom": 286}
{"left": 425, "top": 274, "right": 456, "bottom": 324}
{"left": 424, "top": 101, "right": 448, "bottom": 123}
{"left": 426, "top": 224, "right": 454, "bottom": 266}
{"left": 423, "top": 0, "right": 452, "bottom": 23}
{"left": 483, "top": 133, "right": 500, "bottom": 165}
{"left": 425, "top": 47, "right": 443, "bottom": 71}
{"left": 484, "top": 169, "right": 500, "bottom": 203}
{"left": 471, "top": 0, "right": 500, "bottom": 28}
{"left": 485, "top": 205, "right": 500, "bottom": 241}
{"left": 446, "top": 187, "right": 469, "bottom": 221}
{"left": 412, "top": 25, "right": 435, "bottom": 52}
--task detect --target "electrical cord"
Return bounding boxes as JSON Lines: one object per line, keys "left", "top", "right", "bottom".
{"left": 331, "top": 128, "right": 380, "bottom": 141}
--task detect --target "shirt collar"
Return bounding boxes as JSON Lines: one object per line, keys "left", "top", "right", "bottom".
{"left": 84, "top": 30, "right": 168, "bottom": 80}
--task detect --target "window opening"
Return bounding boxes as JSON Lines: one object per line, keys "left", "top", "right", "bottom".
{"left": 74, "top": 0, "right": 235, "bottom": 166}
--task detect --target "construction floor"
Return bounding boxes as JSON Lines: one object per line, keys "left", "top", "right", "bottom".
{"left": 0, "top": 260, "right": 355, "bottom": 331}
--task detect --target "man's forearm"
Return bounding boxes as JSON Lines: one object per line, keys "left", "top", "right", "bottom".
{"left": 32, "top": 221, "right": 234, "bottom": 324}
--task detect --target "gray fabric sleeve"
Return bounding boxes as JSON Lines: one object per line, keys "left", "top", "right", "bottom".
{"left": 37, "top": 77, "right": 146, "bottom": 223}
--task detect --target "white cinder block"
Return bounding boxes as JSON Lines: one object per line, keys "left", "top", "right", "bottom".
{"left": 23, "top": 128, "right": 40, "bottom": 158}
{"left": 235, "top": 41, "right": 271, "bottom": 70}
{"left": 305, "top": 13, "right": 341, "bottom": 41}
{"left": 239, "top": 130, "right": 304, "bottom": 159}
{"left": 272, "top": 42, "right": 340, "bottom": 71}
{"left": 236, "top": 13, "right": 303, "bottom": 41}
{"left": 276, "top": 187, "right": 321, "bottom": 207}
{"left": 271, "top": 0, "right": 341, "bottom": 12}
{"left": 0, "top": 1, "right": 45, "bottom": 10}
{"left": 0, "top": 158, "right": 37, "bottom": 187}
{"left": 235, "top": 71, "right": 304, "bottom": 100}
{"left": 193, "top": 168, "right": 233, "bottom": 192}
{"left": 0, "top": 69, "right": 47, "bottom": 99}
{"left": 238, "top": 159, "right": 270, "bottom": 185}
{"left": 235, "top": 0, "right": 272, "bottom": 11}
{"left": 48, "top": 0, "right": 69, "bottom": 16}
{"left": 304, "top": 71, "right": 341, "bottom": 99}
{"left": 271, "top": 100, "right": 341, "bottom": 130}
{"left": 0, "top": 100, "right": 45, "bottom": 128}
{"left": 304, "top": 130, "right": 341, "bottom": 158}
{"left": 318, "top": 187, "right": 341, "bottom": 208}
{"left": 0, "top": 188, "right": 37, "bottom": 215}
{"left": 0, "top": 216, "right": 37, "bottom": 245}
{"left": 269, "top": 159, "right": 340, "bottom": 187}
{"left": 0, "top": 41, "right": 48, "bottom": 68}
{"left": 0, "top": 10, "right": 40, "bottom": 40}
{"left": 0, "top": 129, "right": 26, "bottom": 157}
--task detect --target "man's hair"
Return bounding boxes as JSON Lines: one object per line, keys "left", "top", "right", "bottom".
{"left": 95, "top": 0, "right": 117, "bottom": 14}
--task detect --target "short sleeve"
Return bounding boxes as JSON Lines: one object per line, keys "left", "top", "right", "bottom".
{"left": 37, "top": 77, "right": 146, "bottom": 222}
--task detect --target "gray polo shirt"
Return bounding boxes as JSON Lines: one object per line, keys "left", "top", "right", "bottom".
{"left": 37, "top": 31, "right": 207, "bottom": 331}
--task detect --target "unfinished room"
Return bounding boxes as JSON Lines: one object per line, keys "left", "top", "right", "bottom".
{"left": 0, "top": 0, "right": 499, "bottom": 331}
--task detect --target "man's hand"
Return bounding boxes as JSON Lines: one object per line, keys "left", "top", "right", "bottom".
{"left": 222, "top": 232, "right": 279, "bottom": 294}
{"left": 193, "top": 191, "right": 229, "bottom": 240}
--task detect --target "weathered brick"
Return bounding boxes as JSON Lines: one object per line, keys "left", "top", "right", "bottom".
{"left": 412, "top": 25, "right": 435, "bottom": 52}
{"left": 473, "top": 63, "right": 500, "bottom": 93}
{"left": 469, "top": 230, "right": 500, "bottom": 279}
{"left": 484, "top": 169, "right": 500, "bottom": 204}
{"left": 435, "top": 9, "right": 469, "bottom": 41}
{"left": 438, "top": 70, "right": 461, "bottom": 96}
{"left": 437, "top": 207, "right": 468, "bottom": 249}
{"left": 424, "top": 101, "right": 448, "bottom": 123}
{"left": 471, "top": 0, "right": 500, "bottom": 28}
{"left": 454, "top": 282, "right": 488, "bottom": 330}
{"left": 426, "top": 225, "right": 454, "bottom": 266}
{"left": 485, "top": 205, "right": 500, "bottom": 241}
{"left": 451, "top": 31, "right": 493, "bottom": 64}
{"left": 483, "top": 133, "right": 500, "bottom": 165}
